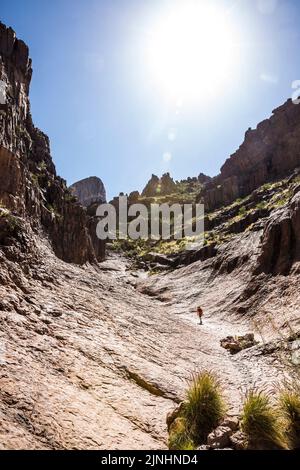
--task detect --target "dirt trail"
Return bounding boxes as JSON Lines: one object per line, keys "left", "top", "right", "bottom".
{"left": 0, "top": 247, "right": 288, "bottom": 449}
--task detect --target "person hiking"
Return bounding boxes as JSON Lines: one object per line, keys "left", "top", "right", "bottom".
{"left": 197, "top": 306, "right": 203, "bottom": 325}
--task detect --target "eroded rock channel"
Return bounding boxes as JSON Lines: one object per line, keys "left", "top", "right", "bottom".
{"left": 1, "top": 240, "right": 297, "bottom": 449}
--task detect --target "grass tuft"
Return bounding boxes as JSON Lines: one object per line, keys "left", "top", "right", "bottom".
{"left": 279, "top": 386, "right": 300, "bottom": 449}
{"left": 168, "top": 418, "right": 195, "bottom": 450}
{"left": 241, "top": 389, "right": 287, "bottom": 449}
{"left": 183, "top": 371, "right": 226, "bottom": 445}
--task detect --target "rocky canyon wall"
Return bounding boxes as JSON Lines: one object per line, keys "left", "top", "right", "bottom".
{"left": 201, "top": 99, "right": 300, "bottom": 210}
{"left": 0, "top": 23, "right": 105, "bottom": 263}
{"left": 256, "top": 186, "right": 300, "bottom": 275}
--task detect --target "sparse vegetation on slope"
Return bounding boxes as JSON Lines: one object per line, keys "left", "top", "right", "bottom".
{"left": 111, "top": 171, "right": 300, "bottom": 271}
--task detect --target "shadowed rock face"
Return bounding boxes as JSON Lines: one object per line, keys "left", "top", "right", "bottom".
{"left": 200, "top": 99, "right": 300, "bottom": 210}
{"left": 70, "top": 177, "right": 106, "bottom": 207}
{"left": 256, "top": 188, "right": 300, "bottom": 275}
{"left": 0, "top": 22, "right": 105, "bottom": 264}
{"left": 198, "top": 173, "right": 212, "bottom": 184}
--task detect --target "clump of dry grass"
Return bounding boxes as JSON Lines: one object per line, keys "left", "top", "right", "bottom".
{"left": 168, "top": 371, "right": 226, "bottom": 449}
{"left": 241, "top": 388, "right": 287, "bottom": 449}
{"left": 279, "top": 383, "right": 300, "bottom": 449}
{"left": 183, "top": 371, "right": 226, "bottom": 445}
{"left": 168, "top": 417, "right": 195, "bottom": 450}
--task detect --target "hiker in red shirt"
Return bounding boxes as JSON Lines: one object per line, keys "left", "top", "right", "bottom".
{"left": 197, "top": 306, "right": 203, "bottom": 325}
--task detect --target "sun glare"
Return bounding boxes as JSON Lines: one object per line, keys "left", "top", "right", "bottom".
{"left": 147, "top": 2, "right": 238, "bottom": 102}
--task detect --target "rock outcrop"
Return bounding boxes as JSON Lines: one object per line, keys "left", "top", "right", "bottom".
{"left": 142, "top": 173, "right": 177, "bottom": 197}
{"left": 70, "top": 176, "right": 106, "bottom": 207}
{"left": 142, "top": 174, "right": 160, "bottom": 197}
{"left": 256, "top": 188, "right": 300, "bottom": 275}
{"left": 0, "top": 22, "right": 105, "bottom": 263}
{"left": 220, "top": 334, "right": 257, "bottom": 355}
{"left": 198, "top": 173, "right": 212, "bottom": 184}
{"left": 200, "top": 99, "right": 300, "bottom": 211}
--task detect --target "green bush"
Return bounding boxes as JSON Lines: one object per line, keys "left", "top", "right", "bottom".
{"left": 0, "top": 203, "right": 10, "bottom": 218}
{"left": 37, "top": 161, "right": 47, "bottom": 172}
{"left": 183, "top": 371, "right": 226, "bottom": 444}
{"left": 238, "top": 206, "right": 247, "bottom": 217}
{"left": 256, "top": 201, "right": 267, "bottom": 210}
{"left": 241, "top": 389, "right": 287, "bottom": 449}
{"left": 30, "top": 172, "right": 39, "bottom": 187}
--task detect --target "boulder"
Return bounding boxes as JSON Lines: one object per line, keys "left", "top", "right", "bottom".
{"left": 220, "top": 334, "right": 257, "bottom": 354}
{"left": 197, "top": 445, "right": 211, "bottom": 451}
{"left": 207, "top": 426, "right": 233, "bottom": 449}
{"left": 220, "top": 416, "right": 239, "bottom": 432}
{"left": 166, "top": 402, "right": 185, "bottom": 431}
{"left": 229, "top": 431, "right": 248, "bottom": 450}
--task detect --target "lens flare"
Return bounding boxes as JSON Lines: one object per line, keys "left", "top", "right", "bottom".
{"left": 147, "top": 1, "right": 238, "bottom": 102}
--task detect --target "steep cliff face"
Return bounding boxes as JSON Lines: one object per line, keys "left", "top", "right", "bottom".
{"left": 0, "top": 23, "right": 105, "bottom": 264}
{"left": 256, "top": 186, "right": 300, "bottom": 275}
{"left": 201, "top": 99, "right": 300, "bottom": 211}
{"left": 70, "top": 176, "right": 106, "bottom": 207}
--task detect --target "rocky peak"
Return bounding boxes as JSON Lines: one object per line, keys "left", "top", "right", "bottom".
{"left": 160, "top": 173, "right": 177, "bottom": 195}
{"left": 198, "top": 173, "right": 212, "bottom": 184}
{"left": 70, "top": 176, "right": 106, "bottom": 207}
{"left": 0, "top": 21, "right": 32, "bottom": 83}
{"left": 142, "top": 173, "right": 176, "bottom": 197}
{"left": 141, "top": 174, "right": 159, "bottom": 197}
{"left": 200, "top": 98, "right": 300, "bottom": 211}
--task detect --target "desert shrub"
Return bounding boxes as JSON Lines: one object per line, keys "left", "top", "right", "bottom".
{"left": 279, "top": 385, "right": 300, "bottom": 449}
{"left": 238, "top": 206, "right": 247, "bottom": 217}
{"left": 37, "top": 161, "right": 47, "bottom": 171}
{"left": 183, "top": 371, "right": 226, "bottom": 444}
{"left": 241, "top": 389, "right": 286, "bottom": 449}
{"left": 45, "top": 203, "right": 61, "bottom": 219}
{"left": 30, "top": 172, "right": 39, "bottom": 187}
{"left": 256, "top": 201, "right": 267, "bottom": 210}
{"left": 0, "top": 205, "right": 10, "bottom": 218}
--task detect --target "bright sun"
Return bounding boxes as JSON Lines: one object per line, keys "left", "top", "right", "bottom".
{"left": 147, "top": 2, "right": 238, "bottom": 102}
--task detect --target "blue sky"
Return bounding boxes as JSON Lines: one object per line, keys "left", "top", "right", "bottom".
{"left": 1, "top": 0, "right": 300, "bottom": 199}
